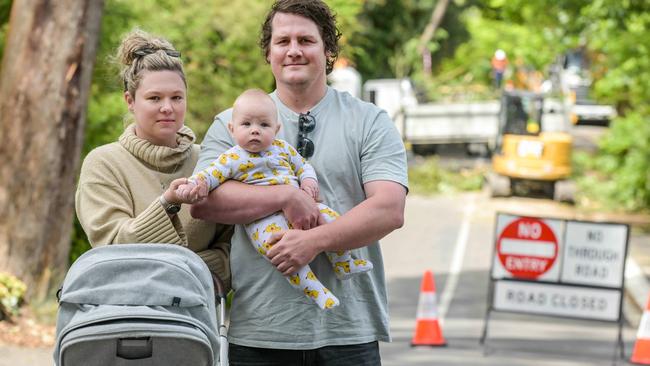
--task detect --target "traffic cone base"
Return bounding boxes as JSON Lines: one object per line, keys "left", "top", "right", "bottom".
{"left": 632, "top": 340, "right": 650, "bottom": 365}
{"left": 411, "top": 319, "right": 446, "bottom": 347}
{"left": 631, "top": 295, "right": 650, "bottom": 364}
{"left": 410, "top": 270, "right": 446, "bottom": 347}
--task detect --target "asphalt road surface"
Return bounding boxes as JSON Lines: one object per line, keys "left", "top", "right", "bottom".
{"left": 379, "top": 192, "right": 639, "bottom": 366}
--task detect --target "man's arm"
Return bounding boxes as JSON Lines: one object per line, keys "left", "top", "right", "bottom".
{"left": 266, "top": 180, "right": 406, "bottom": 275}
{"left": 190, "top": 180, "right": 322, "bottom": 229}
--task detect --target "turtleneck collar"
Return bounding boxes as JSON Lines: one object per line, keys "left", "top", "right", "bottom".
{"left": 118, "top": 123, "right": 195, "bottom": 173}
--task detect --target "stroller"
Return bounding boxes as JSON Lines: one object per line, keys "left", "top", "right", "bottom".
{"left": 53, "top": 244, "right": 229, "bottom": 366}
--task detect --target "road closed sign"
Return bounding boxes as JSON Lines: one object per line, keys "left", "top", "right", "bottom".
{"left": 488, "top": 212, "right": 629, "bottom": 323}
{"left": 491, "top": 214, "right": 564, "bottom": 281}
{"left": 493, "top": 280, "right": 621, "bottom": 321}
{"left": 484, "top": 213, "right": 629, "bottom": 354}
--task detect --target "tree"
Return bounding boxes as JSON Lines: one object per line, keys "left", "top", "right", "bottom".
{"left": 0, "top": 0, "right": 104, "bottom": 300}
{"left": 418, "top": 0, "right": 450, "bottom": 76}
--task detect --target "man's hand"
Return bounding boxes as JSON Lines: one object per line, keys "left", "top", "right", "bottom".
{"left": 299, "top": 178, "right": 320, "bottom": 201}
{"left": 282, "top": 187, "right": 324, "bottom": 230}
{"left": 266, "top": 230, "right": 320, "bottom": 275}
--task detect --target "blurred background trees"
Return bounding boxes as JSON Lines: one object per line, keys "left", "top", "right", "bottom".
{"left": 0, "top": 0, "right": 648, "bottom": 296}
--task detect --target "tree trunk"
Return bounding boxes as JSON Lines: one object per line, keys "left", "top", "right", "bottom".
{"left": 0, "top": 0, "right": 104, "bottom": 300}
{"left": 418, "top": 0, "right": 450, "bottom": 76}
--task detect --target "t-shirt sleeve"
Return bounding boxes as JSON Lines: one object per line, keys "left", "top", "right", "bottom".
{"left": 195, "top": 109, "right": 235, "bottom": 174}
{"left": 360, "top": 110, "right": 409, "bottom": 191}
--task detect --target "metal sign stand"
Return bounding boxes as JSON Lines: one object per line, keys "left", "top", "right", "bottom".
{"left": 480, "top": 212, "right": 629, "bottom": 365}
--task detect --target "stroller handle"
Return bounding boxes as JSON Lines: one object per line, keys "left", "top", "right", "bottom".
{"left": 211, "top": 272, "right": 228, "bottom": 299}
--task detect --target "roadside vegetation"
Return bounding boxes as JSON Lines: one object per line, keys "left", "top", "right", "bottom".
{"left": 407, "top": 155, "right": 485, "bottom": 196}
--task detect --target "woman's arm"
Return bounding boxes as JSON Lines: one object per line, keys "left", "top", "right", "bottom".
{"left": 75, "top": 151, "right": 186, "bottom": 246}
{"left": 76, "top": 181, "right": 186, "bottom": 246}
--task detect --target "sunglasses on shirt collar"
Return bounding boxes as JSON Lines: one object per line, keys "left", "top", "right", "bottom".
{"left": 297, "top": 112, "right": 316, "bottom": 158}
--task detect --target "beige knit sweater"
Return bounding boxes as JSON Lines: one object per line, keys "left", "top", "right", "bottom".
{"left": 75, "top": 124, "right": 232, "bottom": 289}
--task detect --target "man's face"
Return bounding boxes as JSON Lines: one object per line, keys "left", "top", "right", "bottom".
{"left": 267, "top": 12, "right": 328, "bottom": 89}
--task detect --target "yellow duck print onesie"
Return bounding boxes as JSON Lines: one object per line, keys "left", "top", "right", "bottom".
{"left": 188, "top": 140, "right": 373, "bottom": 310}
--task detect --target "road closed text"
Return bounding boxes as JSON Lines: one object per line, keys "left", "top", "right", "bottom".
{"left": 493, "top": 280, "right": 621, "bottom": 322}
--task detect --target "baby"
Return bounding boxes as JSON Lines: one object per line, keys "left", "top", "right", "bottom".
{"left": 176, "top": 89, "right": 373, "bottom": 309}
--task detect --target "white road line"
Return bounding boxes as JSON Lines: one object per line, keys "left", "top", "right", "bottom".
{"left": 438, "top": 196, "right": 475, "bottom": 325}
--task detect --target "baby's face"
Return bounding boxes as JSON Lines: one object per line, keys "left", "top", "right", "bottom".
{"left": 230, "top": 98, "right": 279, "bottom": 153}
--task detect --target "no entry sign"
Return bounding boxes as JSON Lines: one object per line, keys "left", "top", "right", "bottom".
{"left": 492, "top": 214, "right": 563, "bottom": 281}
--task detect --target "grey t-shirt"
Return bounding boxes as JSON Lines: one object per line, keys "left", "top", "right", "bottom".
{"left": 196, "top": 87, "right": 408, "bottom": 349}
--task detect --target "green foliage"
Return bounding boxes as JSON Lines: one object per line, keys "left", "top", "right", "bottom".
{"left": 326, "top": 0, "right": 364, "bottom": 57}
{"left": 352, "top": 0, "right": 470, "bottom": 83}
{"left": 69, "top": 217, "right": 92, "bottom": 264}
{"left": 0, "top": 0, "right": 12, "bottom": 62}
{"left": 408, "top": 156, "right": 485, "bottom": 195}
{"left": 595, "top": 113, "right": 650, "bottom": 210}
{"left": 577, "top": 2, "right": 650, "bottom": 211}
{"left": 585, "top": 2, "right": 650, "bottom": 108}
{"left": 0, "top": 272, "right": 26, "bottom": 319}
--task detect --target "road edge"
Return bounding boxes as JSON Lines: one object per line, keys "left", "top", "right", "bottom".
{"left": 625, "top": 256, "right": 649, "bottom": 320}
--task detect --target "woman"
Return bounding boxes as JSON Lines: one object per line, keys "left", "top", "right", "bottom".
{"left": 75, "top": 29, "right": 232, "bottom": 288}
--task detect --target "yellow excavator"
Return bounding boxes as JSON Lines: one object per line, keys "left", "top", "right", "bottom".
{"left": 488, "top": 90, "right": 575, "bottom": 202}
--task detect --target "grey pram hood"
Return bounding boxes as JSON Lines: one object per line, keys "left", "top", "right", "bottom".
{"left": 54, "top": 243, "right": 219, "bottom": 365}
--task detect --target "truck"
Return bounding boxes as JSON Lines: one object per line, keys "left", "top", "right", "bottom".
{"left": 550, "top": 48, "right": 616, "bottom": 125}
{"left": 362, "top": 78, "right": 499, "bottom": 155}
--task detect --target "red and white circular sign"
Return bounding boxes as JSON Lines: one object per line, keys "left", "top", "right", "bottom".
{"left": 496, "top": 217, "right": 559, "bottom": 279}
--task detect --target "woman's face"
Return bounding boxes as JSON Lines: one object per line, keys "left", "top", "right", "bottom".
{"left": 125, "top": 70, "right": 186, "bottom": 147}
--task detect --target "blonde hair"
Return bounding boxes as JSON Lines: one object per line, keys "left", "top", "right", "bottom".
{"left": 115, "top": 29, "right": 186, "bottom": 97}
{"left": 232, "top": 88, "right": 278, "bottom": 123}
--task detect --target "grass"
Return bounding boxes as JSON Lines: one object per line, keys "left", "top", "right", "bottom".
{"left": 408, "top": 155, "right": 486, "bottom": 195}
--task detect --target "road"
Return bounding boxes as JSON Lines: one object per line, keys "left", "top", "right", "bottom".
{"left": 380, "top": 192, "right": 639, "bottom": 366}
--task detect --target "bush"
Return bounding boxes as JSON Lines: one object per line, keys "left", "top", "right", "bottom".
{"left": 0, "top": 272, "right": 27, "bottom": 320}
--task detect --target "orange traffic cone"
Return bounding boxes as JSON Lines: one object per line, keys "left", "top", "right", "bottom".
{"left": 411, "top": 270, "right": 446, "bottom": 347}
{"left": 632, "top": 294, "right": 650, "bottom": 364}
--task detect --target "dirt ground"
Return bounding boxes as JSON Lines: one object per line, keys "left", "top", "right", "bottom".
{"left": 0, "top": 308, "right": 55, "bottom": 348}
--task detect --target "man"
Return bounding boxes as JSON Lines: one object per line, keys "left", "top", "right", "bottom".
{"left": 491, "top": 49, "right": 508, "bottom": 89}
{"left": 191, "top": 1, "right": 408, "bottom": 364}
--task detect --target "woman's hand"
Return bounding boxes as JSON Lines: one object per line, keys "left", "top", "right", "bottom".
{"left": 165, "top": 178, "right": 208, "bottom": 205}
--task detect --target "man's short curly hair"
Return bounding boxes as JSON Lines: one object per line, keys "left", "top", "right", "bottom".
{"left": 259, "top": 0, "right": 342, "bottom": 75}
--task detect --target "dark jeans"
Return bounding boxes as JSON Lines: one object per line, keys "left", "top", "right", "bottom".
{"left": 229, "top": 341, "right": 381, "bottom": 366}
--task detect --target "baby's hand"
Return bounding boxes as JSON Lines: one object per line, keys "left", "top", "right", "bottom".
{"left": 171, "top": 179, "right": 208, "bottom": 204}
{"left": 300, "top": 178, "right": 320, "bottom": 202}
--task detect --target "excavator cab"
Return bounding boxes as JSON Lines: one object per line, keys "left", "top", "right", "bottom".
{"left": 489, "top": 90, "right": 575, "bottom": 202}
